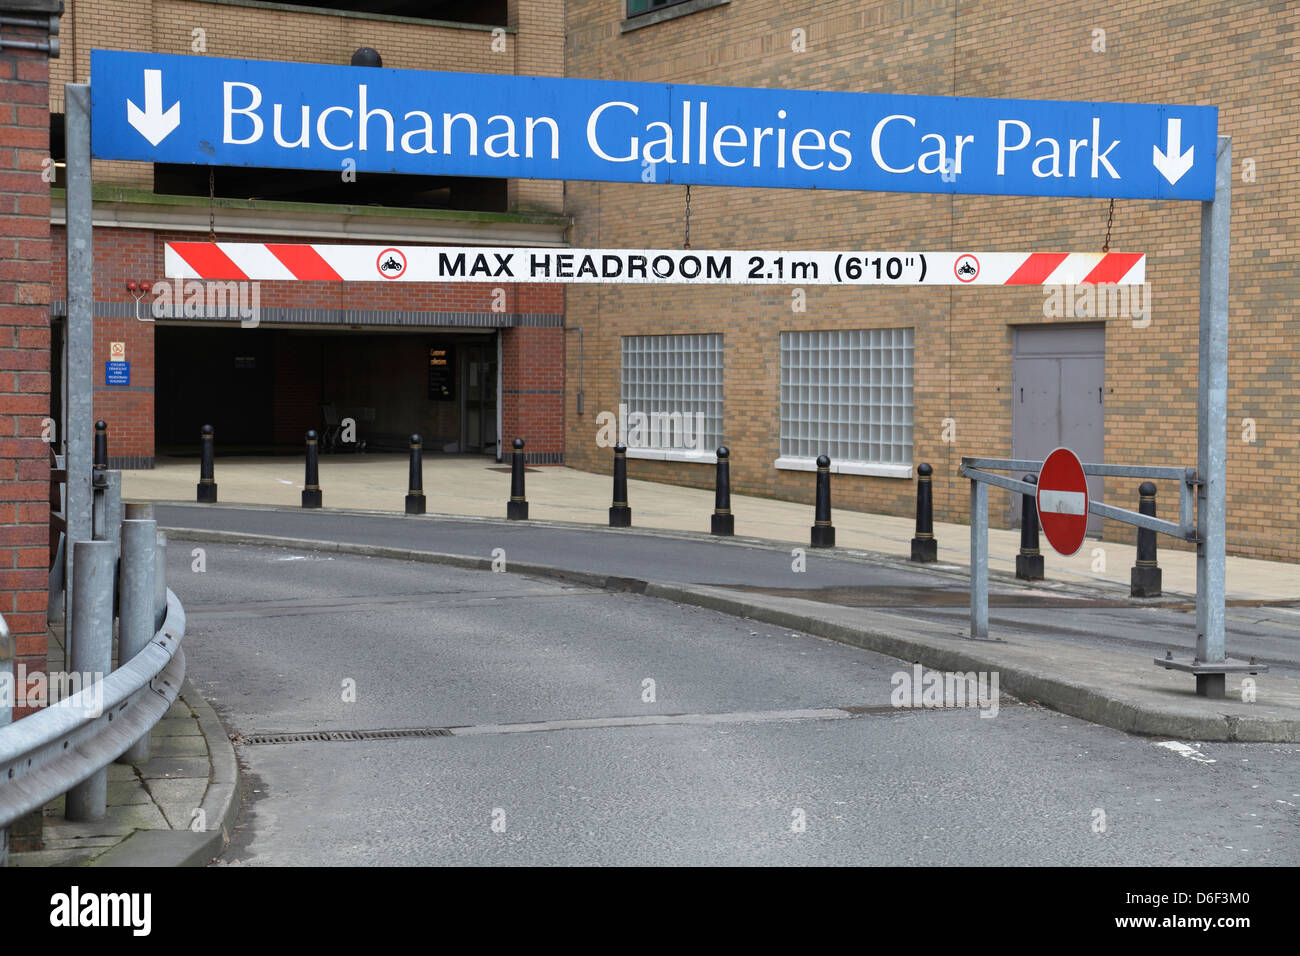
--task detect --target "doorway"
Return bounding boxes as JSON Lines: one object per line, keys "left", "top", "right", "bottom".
{"left": 461, "top": 340, "right": 498, "bottom": 455}
{"left": 1011, "top": 323, "right": 1105, "bottom": 534}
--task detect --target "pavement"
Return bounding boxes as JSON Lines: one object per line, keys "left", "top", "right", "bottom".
{"left": 125, "top": 453, "right": 1299, "bottom": 602}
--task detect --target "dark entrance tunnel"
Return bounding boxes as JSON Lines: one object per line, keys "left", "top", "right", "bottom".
{"left": 154, "top": 326, "right": 497, "bottom": 456}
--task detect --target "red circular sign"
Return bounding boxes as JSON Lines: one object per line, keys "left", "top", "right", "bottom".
{"left": 376, "top": 248, "right": 407, "bottom": 279}
{"left": 1036, "top": 447, "right": 1089, "bottom": 557}
{"left": 954, "top": 253, "right": 980, "bottom": 282}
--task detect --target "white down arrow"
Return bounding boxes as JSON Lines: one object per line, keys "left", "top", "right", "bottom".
{"left": 1152, "top": 117, "right": 1194, "bottom": 185}
{"left": 126, "top": 69, "right": 181, "bottom": 147}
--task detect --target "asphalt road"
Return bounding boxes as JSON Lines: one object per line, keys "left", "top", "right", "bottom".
{"left": 157, "top": 504, "right": 1300, "bottom": 675}
{"left": 172, "top": 541, "right": 1300, "bottom": 866}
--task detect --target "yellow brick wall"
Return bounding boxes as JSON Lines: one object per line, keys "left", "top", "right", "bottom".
{"left": 564, "top": 0, "right": 1300, "bottom": 563}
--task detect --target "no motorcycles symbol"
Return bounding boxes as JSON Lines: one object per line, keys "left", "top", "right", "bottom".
{"left": 376, "top": 248, "right": 407, "bottom": 279}
{"left": 954, "top": 254, "right": 980, "bottom": 282}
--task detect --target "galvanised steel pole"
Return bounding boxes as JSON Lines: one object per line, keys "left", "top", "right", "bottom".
{"left": 65, "top": 540, "right": 115, "bottom": 821}
{"left": 154, "top": 531, "right": 168, "bottom": 633}
{"left": 1195, "top": 135, "right": 1230, "bottom": 698}
{"left": 116, "top": 518, "right": 157, "bottom": 763}
{"left": 63, "top": 84, "right": 94, "bottom": 626}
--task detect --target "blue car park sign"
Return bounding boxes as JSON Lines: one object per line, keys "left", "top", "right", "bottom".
{"left": 90, "top": 50, "right": 1217, "bottom": 201}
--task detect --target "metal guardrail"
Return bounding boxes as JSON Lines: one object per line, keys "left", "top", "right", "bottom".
{"left": 0, "top": 590, "right": 186, "bottom": 837}
{"left": 0, "top": 462, "right": 186, "bottom": 865}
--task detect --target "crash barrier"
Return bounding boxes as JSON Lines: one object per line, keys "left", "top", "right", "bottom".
{"left": 959, "top": 456, "right": 1264, "bottom": 698}
{"left": 0, "top": 466, "right": 185, "bottom": 865}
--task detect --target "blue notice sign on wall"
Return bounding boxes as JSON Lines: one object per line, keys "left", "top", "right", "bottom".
{"left": 105, "top": 361, "right": 130, "bottom": 386}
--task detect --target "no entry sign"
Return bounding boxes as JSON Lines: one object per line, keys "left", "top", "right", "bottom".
{"left": 1036, "top": 447, "right": 1090, "bottom": 556}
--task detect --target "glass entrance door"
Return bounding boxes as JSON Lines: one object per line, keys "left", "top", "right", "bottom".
{"left": 462, "top": 339, "right": 498, "bottom": 454}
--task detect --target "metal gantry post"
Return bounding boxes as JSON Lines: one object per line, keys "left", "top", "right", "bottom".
{"left": 63, "top": 84, "right": 94, "bottom": 624}
{"left": 1195, "top": 135, "right": 1230, "bottom": 698}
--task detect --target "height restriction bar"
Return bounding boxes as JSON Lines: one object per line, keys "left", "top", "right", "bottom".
{"left": 165, "top": 243, "right": 1146, "bottom": 287}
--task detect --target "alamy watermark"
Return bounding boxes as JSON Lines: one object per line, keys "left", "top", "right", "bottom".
{"left": 1, "top": 665, "right": 106, "bottom": 717}
{"left": 594, "top": 402, "right": 707, "bottom": 453}
{"left": 890, "top": 664, "right": 1000, "bottom": 718}
{"left": 152, "top": 279, "right": 261, "bottom": 328}
{"left": 1043, "top": 282, "right": 1150, "bottom": 327}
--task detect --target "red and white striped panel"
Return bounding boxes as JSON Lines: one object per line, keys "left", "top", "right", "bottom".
{"left": 164, "top": 243, "right": 1146, "bottom": 286}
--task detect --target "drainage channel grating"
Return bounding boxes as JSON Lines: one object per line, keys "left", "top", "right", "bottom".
{"left": 238, "top": 727, "right": 454, "bottom": 746}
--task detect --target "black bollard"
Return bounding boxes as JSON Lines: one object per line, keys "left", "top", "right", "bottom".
{"left": 609, "top": 442, "right": 631, "bottom": 527}
{"left": 405, "top": 434, "right": 425, "bottom": 515}
{"left": 302, "top": 429, "right": 322, "bottom": 508}
{"left": 1130, "top": 481, "right": 1162, "bottom": 597}
{"left": 1016, "top": 473, "right": 1044, "bottom": 581}
{"left": 809, "top": 454, "right": 835, "bottom": 548}
{"left": 909, "top": 462, "right": 937, "bottom": 562}
{"left": 196, "top": 424, "right": 218, "bottom": 503}
{"left": 506, "top": 438, "right": 529, "bottom": 520}
{"left": 93, "top": 420, "right": 107, "bottom": 472}
{"left": 711, "top": 446, "right": 734, "bottom": 536}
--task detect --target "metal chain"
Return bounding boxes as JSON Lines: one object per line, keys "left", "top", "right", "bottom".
{"left": 208, "top": 168, "right": 216, "bottom": 243}
{"left": 684, "top": 184, "right": 691, "bottom": 249}
{"left": 1102, "top": 197, "right": 1114, "bottom": 253}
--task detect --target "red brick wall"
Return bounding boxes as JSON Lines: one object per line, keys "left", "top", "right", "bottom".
{"left": 0, "top": 14, "right": 54, "bottom": 852}
{"left": 49, "top": 226, "right": 569, "bottom": 461}
{"left": 0, "top": 28, "right": 52, "bottom": 722}
{"left": 500, "top": 285, "right": 565, "bottom": 460}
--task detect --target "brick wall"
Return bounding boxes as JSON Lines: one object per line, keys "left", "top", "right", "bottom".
{"left": 0, "top": 3, "right": 56, "bottom": 852}
{"left": 564, "top": 0, "right": 1300, "bottom": 563}
{"left": 0, "top": 18, "right": 53, "bottom": 719}
{"left": 50, "top": 224, "right": 567, "bottom": 461}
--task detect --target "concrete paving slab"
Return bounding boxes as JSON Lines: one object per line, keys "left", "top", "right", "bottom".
{"left": 144, "top": 778, "right": 209, "bottom": 827}
{"left": 147, "top": 734, "right": 209, "bottom": 758}
{"left": 153, "top": 716, "right": 204, "bottom": 737}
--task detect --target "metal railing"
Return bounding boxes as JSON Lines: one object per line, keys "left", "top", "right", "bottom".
{"left": 0, "top": 470, "right": 186, "bottom": 865}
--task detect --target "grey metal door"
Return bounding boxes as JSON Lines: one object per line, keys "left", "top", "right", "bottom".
{"left": 1012, "top": 324, "right": 1105, "bottom": 535}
